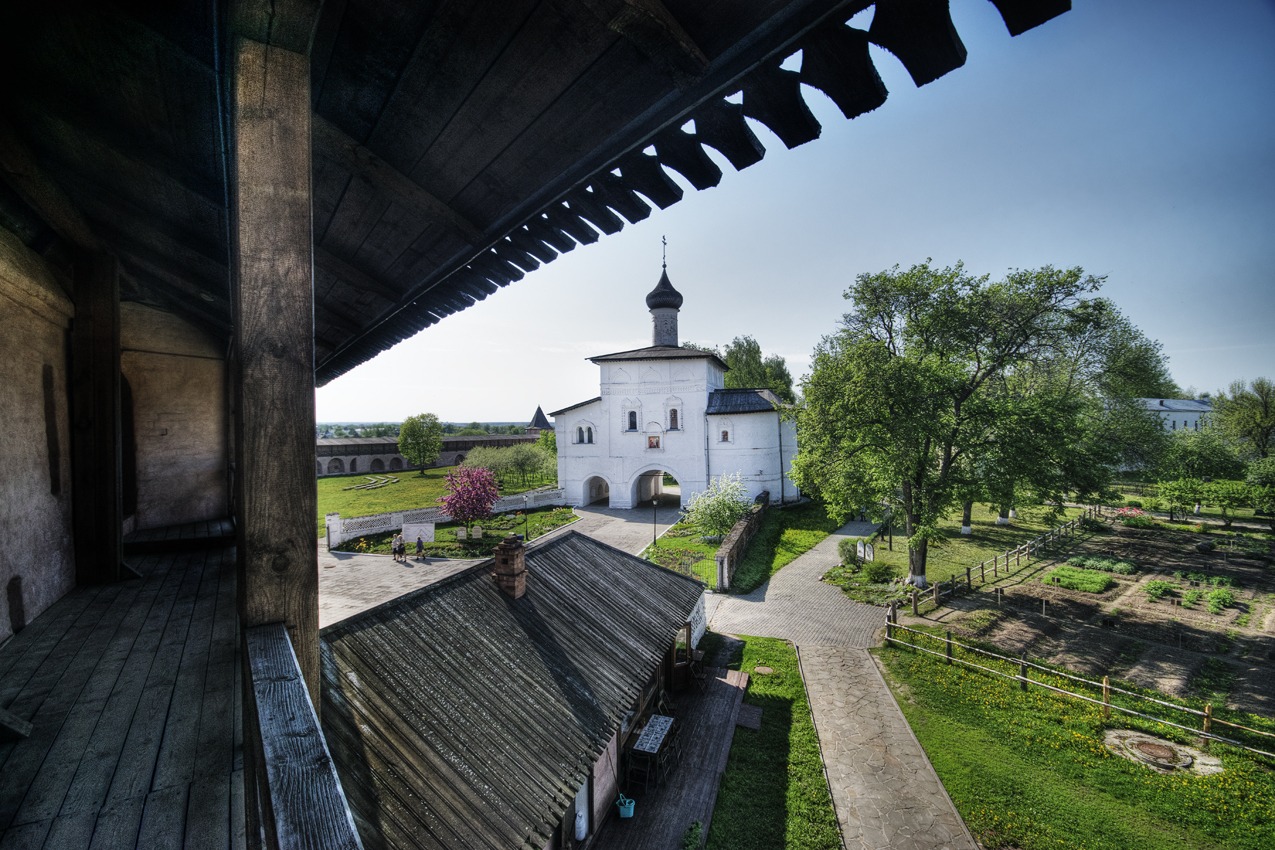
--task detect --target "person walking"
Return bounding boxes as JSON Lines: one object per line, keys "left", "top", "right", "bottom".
{"left": 392, "top": 532, "right": 405, "bottom": 562}
{"left": 415, "top": 534, "right": 425, "bottom": 562}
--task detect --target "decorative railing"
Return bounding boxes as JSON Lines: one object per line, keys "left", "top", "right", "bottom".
{"left": 245, "top": 622, "right": 363, "bottom": 850}
{"left": 325, "top": 488, "right": 567, "bottom": 549}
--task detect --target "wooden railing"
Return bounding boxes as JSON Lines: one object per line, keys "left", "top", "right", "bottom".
{"left": 903, "top": 506, "right": 1105, "bottom": 614}
{"left": 245, "top": 622, "right": 363, "bottom": 850}
{"left": 884, "top": 619, "right": 1275, "bottom": 759}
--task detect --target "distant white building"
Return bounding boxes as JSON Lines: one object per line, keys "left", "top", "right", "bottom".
{"left": 551, "top": 266, "right": 798, "bottom": 510}
{"left": 1137, "top": 398, "right": 1212, "bottom": 432}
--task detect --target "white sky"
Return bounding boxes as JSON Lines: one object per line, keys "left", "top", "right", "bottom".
{"left": 316, "top": 0, "right": 1275, "bottom": 423}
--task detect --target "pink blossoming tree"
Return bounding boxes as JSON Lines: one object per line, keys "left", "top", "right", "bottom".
{"left": 440, "top": 466, "right": 500, "bottom": 531}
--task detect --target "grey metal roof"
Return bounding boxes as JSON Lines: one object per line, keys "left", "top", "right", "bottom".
{"left": 547, "top": 397, "right": 602, "bottom": 418}
{"left": 1136, "top": 398, "right": 1213, "bottom": 414}
{"left": 706, "top": 388, "right": 785, "bottom": 415}
{"left": 588, "top": 345, "right": 728, "bottom": 370}
{"left": 319, "top": 531, "right": 704, "bottom": 850}
{"left": 645, "top": 267, "right": 684, "bottom": 310}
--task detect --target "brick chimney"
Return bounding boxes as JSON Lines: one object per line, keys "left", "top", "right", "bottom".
{"left": 493, "top": 534, "right": 527, "bottom": 599}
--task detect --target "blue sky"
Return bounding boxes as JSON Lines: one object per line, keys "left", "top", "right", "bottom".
{"left": 316, "top": 0, "right": 1275, "bottom": 423}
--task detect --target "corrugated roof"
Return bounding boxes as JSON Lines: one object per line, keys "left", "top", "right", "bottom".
{"left": 706, "top": 388, "right": 784, "bottom": 415}
{"left": 589, "top": 345, "right": 728, "bottom": 371}
{"left": 319, "top": 531, "right": 704, "bottom": 850}
{"left": 1136, "top": 398, "right": 1213, "bottom": 413}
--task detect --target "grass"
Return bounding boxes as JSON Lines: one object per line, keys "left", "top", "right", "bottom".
{"left": 316, "top": 465, "right": 548, "bottom": 535}
{"left": 876, "top": 641, "right": 1275, "bottom": 850}
{"left": 332, "top": 507, "right": 577, "bottom": 558}
{"left": 730, "top": 501, "right": 843, "bottom": 593}
{"left": 1043, "top": 565, "right": 1116, "bottom": 594}
{"left": 702, "top": 634, "right": 840, "bottom": 850}
{"left": 644, "top": 520, "right": 718, "bottom": 585}
{"left": 1067, "top": 555, "right": 1138, "bottom": 575}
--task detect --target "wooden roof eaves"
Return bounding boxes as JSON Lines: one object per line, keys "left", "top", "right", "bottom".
{"left": 313, "top": 0, "right": 1070, "bottom": 385}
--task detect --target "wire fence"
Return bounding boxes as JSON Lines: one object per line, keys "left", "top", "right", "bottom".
{"left": 883, "top": 616, "right": 1275, "bottom": 759}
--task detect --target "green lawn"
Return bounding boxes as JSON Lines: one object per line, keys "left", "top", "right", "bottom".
{"left": 331, "top": 506, "right": 577, "bottom": 558}
{"left": 703, "top": 634, "right": 840, "bottom": 850}
{"left": 876, "top": 641, "right": 1275, "bottom": 850}
{"left": 316, "top": 466, "right": 548, "bottom": 535}
{"left": 642, "top": 500, "right": 841, "bottom": 590}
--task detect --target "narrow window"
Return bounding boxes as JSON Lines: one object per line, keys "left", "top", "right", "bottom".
{"left": 577, "top": 426, "right": 584, "bottom": 443}
{"left": 628, "top": 411, "right": 637, "bottom": 431}
{"left": 587, "top": 427, "right": 593, "bottom": 443}
{"left": 669, "top": 409, "right": 678, "bottom": 430}
{"left": 1171, "top": 420, "right": 1176, "bottom": 430}
{"left": 721, "top": 430, "right": 729, "bottom": 442}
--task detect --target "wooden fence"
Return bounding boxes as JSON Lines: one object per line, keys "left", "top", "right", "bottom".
{"left": 883, "top": 617, "right": 1275, "bottom": 760}
{"left": 905, "top": 505, "right": 1105, "bottom": 615}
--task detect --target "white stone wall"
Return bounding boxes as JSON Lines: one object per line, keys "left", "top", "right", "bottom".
{"left": 707, "top": 411, "right": 800, "bottom": 504}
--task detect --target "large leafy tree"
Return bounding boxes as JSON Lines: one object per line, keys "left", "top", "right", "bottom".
{"left": 440, "top": 466, "right": 500, "bottom": 530}
{"left": 1212, "top": 378, "right": 1275, "bottom": 459}
{"left": 398, "top": 412, "right": 444, "bottom": 473}
{"left": 1155, "top": 428, "right": 1244, "bottom": 481}
{"left": 792, "top": 260, "right": 1111, "bottom": 587}
{"left": 684, "top": 336, "right": 796, "bottom": 403}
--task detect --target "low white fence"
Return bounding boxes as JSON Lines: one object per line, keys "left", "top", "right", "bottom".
{"left": 325, "top": 489, "right": 567, "bottom": 549}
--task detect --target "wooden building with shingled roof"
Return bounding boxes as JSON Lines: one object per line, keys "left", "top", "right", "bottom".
{"left": 0, "top": 2, "right": 1071, "bottom": 847}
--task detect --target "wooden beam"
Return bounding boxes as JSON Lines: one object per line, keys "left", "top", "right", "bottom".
{"left": 69, "top": 250, "right": 123, "bottom": 585}
{"left": 316, "top": 246, "right": 402, "bottom": 305}
{"left": 692, "top": 98, "right": 766, "bottom": 171}
{"left": 312, "top": 115, "right": 484, "bottom": 244}
{"left": 654, "top": 127, "right": 722, "bottom": 190}
{"left": 231, "top": 33, "right": 320, "bottom": 715}
{"left": 230, "top": 0, "right": 323, "bottom": 55}
{"left": 584, "top": 0, "right": 710, "bottom": 85}
{"left": 800, "top": 24, "right": 888, "bottom": 120}
{"left": 741, "top": 62, "right": 822, "bottom": 149}
{"left": 0, "top": 119, "right": 100, "bottom": 251}
{"left": 616, "top": 151, "right": 683, "bottom": 209}
{"left": 988, "top": 0, "right": 1072, "bottom": 37}
{"left": 868, "top": 0, "right": 967, "bottom": 87}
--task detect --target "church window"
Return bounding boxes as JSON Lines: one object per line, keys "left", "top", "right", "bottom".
{"left": 669, "top": 409, "right": 679, "bottom": 430}
{"left": 586, "top": 427, "right": 594, "bottom": 443}
{"left": 577, "top": 426, "right": 584, "bottom": 444}
{"left": 628, "top": 410, "right": 637, "bottom": 431}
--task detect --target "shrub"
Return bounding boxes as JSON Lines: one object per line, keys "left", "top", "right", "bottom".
{"left": 1207, "top": 587, "right": 1236, "bottom": 614}
{"left": 1066, "top": 555, "right": 1136, "bottom": 575}
{"left": 685, "top": 472, "right": 751, "bottom": 539}
{"left": 838, "top": 537, "right": 859, "bottom": 565}
{"left": 1043, "top": 566, "right": 1115, "bottom": 593}
{"left": 862, "top": 561, "right": 894, "bottom": 584}
{"left": 1144, "top": 580, "right": 1174, "bottom": 601}
{"left": 1122, "top": 514, "right": 1157, "bottom": 529}
{"left": 1183, "top": 588, "right": 1203, "bottom": 607}
{"left": 1125, "top": 499, "right": 1143, "bottom": 508}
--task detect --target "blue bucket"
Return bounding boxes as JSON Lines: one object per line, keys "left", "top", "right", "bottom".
{"left": 616, "top": 795, "right": 635, "bottom": 818}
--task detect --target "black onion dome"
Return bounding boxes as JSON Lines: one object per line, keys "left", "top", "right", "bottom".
{"left": 645, "top": 268, "right": 683, "bottom": 310}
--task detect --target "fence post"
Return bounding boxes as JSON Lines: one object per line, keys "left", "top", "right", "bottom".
{"left": 995, "top": 587, "right": 1002, "bottom": 607}
{"left": 1041, "top": 598, "right": 1047, "bottom": 617}
{"left": 966, "top": 567, "right": 972, "bottom": 589}
{"left": 911, "top": 589, "right": 918, "bottom": 617}
{"left": 1204, "top": 703, "right": 1212, "bottom": 736}
{"left": 1102, "top": 676, "right": 1111, "bottom": 720}
{"left": 993, "top": 556, "right": 998, "bottom": 578}
{"left": 945, "top": 630, "right": 953, "bottom": 665}
{"left": 980, "top": 562, "right": 986, "bottom": 582}
{"left": 932, "top": 583, "right": 940, "bottom": 606}
{"left": 1016, "top": 547, "right": 1021, "bottom": 567}
{"left": 1019, "top": 654, "right": 1028, "bottom": 691}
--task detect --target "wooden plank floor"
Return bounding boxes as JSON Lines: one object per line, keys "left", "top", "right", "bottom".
{"left": 593, "top": 666, "right": 749, "bottom": 850}
{"left": 0, "top": 544, "right": 243, "bottom": 849}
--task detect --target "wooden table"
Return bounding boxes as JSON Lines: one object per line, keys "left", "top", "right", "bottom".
{"left": 632, "top": 714, "right": 674, "bottom": 755}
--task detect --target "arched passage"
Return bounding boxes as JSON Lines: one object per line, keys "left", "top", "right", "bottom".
{"left": 582, "top": 476, "right": 610, "bottom": 506}
{"left": 371, "top": 457, "right": 386, "bottom": 472}
{"left": 389, "top": 457, "right": 403, "bottom": 471}
{"left": 327, "top": 457, "right": 345, "bottom": 474}
{"left": 627, "top": 466, "right": 683, "bottom": 509}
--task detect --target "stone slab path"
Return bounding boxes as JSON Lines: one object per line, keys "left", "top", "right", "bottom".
{"left": 708, "top": 520, "right": 978, "bottom": 850}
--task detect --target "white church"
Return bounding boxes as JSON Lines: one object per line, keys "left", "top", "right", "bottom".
{"left": 551, "top": 265, "right": 799, "bottom": 510}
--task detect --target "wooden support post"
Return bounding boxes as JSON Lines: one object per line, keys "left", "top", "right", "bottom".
{"left": 1019, "top": 654, "right": 1028, "bottom": 691}
{"left": 911, "top": 588, "right": 918, "bottom": 617}
{"left": 1203, "top": 703, "right": 1212, "bottom": 736}
{"left": 1015, "top": 548, "right": 1021, "bottom": 567}
{"left": 885, "top": 604, "right": 894, "bottom": 641}
{"left": 232, "top": 32, "right": 320, "bottom": 706}
{"left": 1041, "top": 598, "right": 1047, "bottom": 616}
{"left": 945, "top": 630, "right": 952, "bottom": 665}
{"left": 932, "top": 583, "right": 940, "bottom": 606}
{"left": 996, "top": 587, "right": 1002, "bottom": 607}
{"left": 965, "top": 567, "right": 972, "bottom": 589}
{"left": 993, "top": 557, "right": 998, "bottom": 578}
{"left": 980, "top": 562, "right": 985, "bottom": 583}
{"left": 1102, "top": 676, "right": 1111, "bottom": 720}
{"left": 70, "top": 250, "right": 124, "bottom": 584}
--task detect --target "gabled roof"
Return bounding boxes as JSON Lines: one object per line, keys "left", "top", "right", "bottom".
{"left": 548, "top": 397, "right": 602, "bottom": 418}
{"left": 1137, "top": 398, "right": 1213, "bottom": 414}
{"left": 589, "top": 344, "right": 728, "bottom": 371}
{"left": 528, "top": 405, "right": 553, "bottom": 430}
{"left": 706, "top": 387, "right": 785, "bottom": 414}
{"left": 319, "top": 531, "right": 704, "bottom": 850}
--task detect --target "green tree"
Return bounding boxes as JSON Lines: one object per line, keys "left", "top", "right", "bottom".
{"left": 1212, "top": 378, "right": 1275, "bottom": 459}
{"left": 1246, "top": 458, "right": 1275, "bottom": 532}
{"left": 398, "top": 412, "right": 444, "bottom": 473}
{"left": 792, "top": 260, "right": 1106, "bottom": 587}
{"left": 1157, "top": 477, "right": 1203, "bottom": 522}
{"left": 684, "top": 472, "right": 751, "bottom": 540}
{"left": 1156, "top": 428, "right": 1244, "bottom": 481}
{"left": 1201, "top": 479, "right": 1249, "bottom": 529}
{"left": 537, "top": 429, "right": 557, "bottom": 454}
{"left": 722, "top": 336, "right": 796, "bottom": 403}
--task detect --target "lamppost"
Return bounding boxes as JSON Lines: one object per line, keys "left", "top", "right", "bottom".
{"left": 652, "top": 496, "right": 659, "bottom": 547}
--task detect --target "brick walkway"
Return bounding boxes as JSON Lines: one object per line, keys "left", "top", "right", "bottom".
{"left": 708, "top": 520, "right": 978, "bottom": 850}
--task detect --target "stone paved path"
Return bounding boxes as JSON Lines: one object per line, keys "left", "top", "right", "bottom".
{"left": 708, "top": 519, "right": 979, "bottom": 850}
